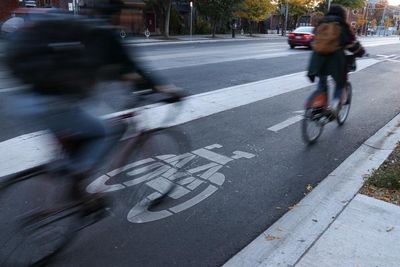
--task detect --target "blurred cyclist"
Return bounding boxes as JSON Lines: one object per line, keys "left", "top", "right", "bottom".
{"left": 5, "top": 1, "right": 184, "bottom": 204}
{"left": 307, "top": 4, "right": 365, "bottom": 115}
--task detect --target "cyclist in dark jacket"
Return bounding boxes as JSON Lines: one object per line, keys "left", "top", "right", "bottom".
{"left": 5, "top": 2, "right": 183, "bottom": 201}
{"left": 307, "top": 4, "right": 365, "bottom": 114}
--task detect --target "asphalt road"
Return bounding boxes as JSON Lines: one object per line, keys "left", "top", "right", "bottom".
{"left": 1, "top": 37, "right": 400, "bottom": 266}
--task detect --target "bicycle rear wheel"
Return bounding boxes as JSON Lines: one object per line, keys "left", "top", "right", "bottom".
{"left": 302, "top": 108, "right": 324, "bottom": 144}
{"left": 0, "top": 169, "right": 81, "bottom": 267}
{"left": 337, "top": 82, "right": 352, "bottom": 126}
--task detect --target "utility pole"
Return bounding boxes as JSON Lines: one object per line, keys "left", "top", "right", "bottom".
{"left": 190, "top": 1, "right": 193, "bottom": 40}
{"left": 380, "top": 6, "right": 386, "bottom": 36}
{"left": 284, "top": 0, "right": 288, "bottom": 36}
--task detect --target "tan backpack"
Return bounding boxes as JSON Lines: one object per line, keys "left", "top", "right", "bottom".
{"left": 313, "top": 22, "right": 341, "bottom": 55}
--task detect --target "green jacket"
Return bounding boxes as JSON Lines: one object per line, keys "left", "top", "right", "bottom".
{"left": 307, "top": 15, "right": 355, "bottom": 82}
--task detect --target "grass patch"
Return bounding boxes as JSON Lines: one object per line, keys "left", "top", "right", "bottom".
{"left": 360, "top": 144, "right": 400, "bottom": 206}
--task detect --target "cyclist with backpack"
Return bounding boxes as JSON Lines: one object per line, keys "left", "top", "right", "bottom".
{"left": 307, "top": 4, "right": 365, "bottom": 116}
{"left": 5, "top": 2, "right": 184, "bottom": 205}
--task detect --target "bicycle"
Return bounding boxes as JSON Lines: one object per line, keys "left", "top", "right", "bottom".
{"left": 0, "top": 91, "right": 190, "bottom": 267}
{"left": 302, "top": 55, "right": 355, "bottom": 144}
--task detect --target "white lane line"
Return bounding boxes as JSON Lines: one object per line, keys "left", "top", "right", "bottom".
{"left": 383, "top": 58, "right": 400, "bottom": 63}
{"left": 139, "top": 47, "right": 286, "bottom": 61}
{"left": 126, "top": 39, "right": 284, "bottom": 47}
{"left": 0, "top": 58, "right": 381, "bottom": 176}
{"left": 376, "top": 54, "right": 397, "bottom": 58}
{"left": 268, "top": 115, "right": 303, "bottom": 133}
{"left": 147, "top": 51, "right": 304, "bottom": 71}
{"left": 363, "top": 40, "right": 399, "bottom": 47}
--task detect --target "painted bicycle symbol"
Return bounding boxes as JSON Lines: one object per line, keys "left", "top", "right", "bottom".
{"left": 86, "top": 144, "right": 255, "bottom": 223}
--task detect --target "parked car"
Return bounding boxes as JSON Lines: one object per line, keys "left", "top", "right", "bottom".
{"left": 287, "top": 26, "right": 315, "bottom": 49}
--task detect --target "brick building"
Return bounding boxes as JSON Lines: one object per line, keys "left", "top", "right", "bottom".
{"left": 0, "top": 0, "right": 20, "bottom": 22}
{"left": 0, "top": 0, "right": 66, "bottom": 22}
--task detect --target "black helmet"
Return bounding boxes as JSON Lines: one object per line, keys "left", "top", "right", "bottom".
{"left": 327, "top": 4, "right": 346, "bottom": 21}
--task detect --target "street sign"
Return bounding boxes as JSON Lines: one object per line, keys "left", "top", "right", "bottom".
{"left": 145, "top": 28, "right": 150, "bottom": 38}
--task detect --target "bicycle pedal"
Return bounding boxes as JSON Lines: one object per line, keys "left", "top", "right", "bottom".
{"left": 320, "top": 117, "right": 330, "bottom": 125}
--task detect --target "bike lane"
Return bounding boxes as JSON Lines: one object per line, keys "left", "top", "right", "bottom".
{"left": 47, "top": 60, "right": 400, "bottom": 266}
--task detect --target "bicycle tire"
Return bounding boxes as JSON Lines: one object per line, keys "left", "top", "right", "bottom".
{"left": 86, "top": 126, "right": 192, "bottom": 222}
{"left": 0, "top": 168, "right": 82, "bottom": 267}
{"left": 336, "top": 82, "right": 352, "bottom": 126}
{"left": 302, "top": 108, "right": 324, "bottom": 145}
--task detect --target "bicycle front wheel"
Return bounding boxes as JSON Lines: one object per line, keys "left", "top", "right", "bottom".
{"left": 302, "top": 108, "right": 324, "bottom": 144}
{"left": 337, "top": 82, "right": 352, "bottom": 126}
{"left": 0, "top": 169, "right": 81, "bottom": 267}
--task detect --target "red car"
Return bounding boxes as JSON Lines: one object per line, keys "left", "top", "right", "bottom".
{"left": 287, "top": 26, "right": 315, "bottom": 49}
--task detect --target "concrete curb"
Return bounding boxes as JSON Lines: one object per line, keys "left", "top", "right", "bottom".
{"left": 223, "top": 112, "right": 400, "bottom": 267}
{"left": 123, "top": 35, "right": 398, "bottom": 47}
{"left": 123, "top": 36, "right": 286, "bottom": 47}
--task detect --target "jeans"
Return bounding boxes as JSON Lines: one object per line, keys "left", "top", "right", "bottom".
{"left": 317, "top": 75, "right": 346, "bottom": 99}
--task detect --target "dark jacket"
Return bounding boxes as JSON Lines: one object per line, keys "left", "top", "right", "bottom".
{"left": 307, "top": 15, "right": 355, "bottom": 83}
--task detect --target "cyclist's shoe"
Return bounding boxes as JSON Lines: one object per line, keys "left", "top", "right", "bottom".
{"left": 328, "top": 98, "right": 341, "bottom": 119}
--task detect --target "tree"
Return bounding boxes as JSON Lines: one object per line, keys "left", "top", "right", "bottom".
{"left": 331, "top": 0, "right": 366, "bottom": 10}
{"left": 311, "top": 11, "right": 324, "bottom": 26}
{"left": 196, "top": 0, "right": 241, "bottom": 37}
{"left": 384, "top": 17, "right": 393, "bottom": 29}
{"left": 145, "top": 0, "right": 173, "bottom": 38}
{"left": 315, "top": 0, "right": 366, "bottom": 12}
{"left": 237, "top": 0, "right": 275, "bottom": 35}
{"left": 276, "top": 0, "right": 316, "bottom": 33}
{"left": 356, "top": 14, "right": 367, "bottom": 28}
{"left": 371, "top": 18, "right": 377, "bottom": 29}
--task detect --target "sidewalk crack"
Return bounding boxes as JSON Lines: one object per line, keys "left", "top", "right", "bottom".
{"left": 363, "top": 143, "right": 392, "bottom": 151}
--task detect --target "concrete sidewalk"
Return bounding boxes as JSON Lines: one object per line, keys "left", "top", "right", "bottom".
{"left": 225, "top": 112, "right": 400, "bottom": 266}
{"left": 296, "top": 194, "right": 400, "bottom": 267}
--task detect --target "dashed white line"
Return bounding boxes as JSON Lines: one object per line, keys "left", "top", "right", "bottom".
{"left": 268, "top": 115, "right": 304, "bottom": 133}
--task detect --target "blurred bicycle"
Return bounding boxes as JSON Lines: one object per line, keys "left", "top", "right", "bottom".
{"left": 0, "top": 90, "right": 190, "bottom": 266}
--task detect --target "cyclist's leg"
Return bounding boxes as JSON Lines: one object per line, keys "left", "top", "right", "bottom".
{"left": 306, "top": 75, "right": 328, "bottom": 106}
{"left": 46, "top": 107, "right": 124, "bottom": 201}
{"left": 332, "top": 72, "right": 347, "bottom": 110}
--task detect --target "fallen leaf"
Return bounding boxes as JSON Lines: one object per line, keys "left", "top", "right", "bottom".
{"left": 264, "top": 234, "right": 281, "bottom": 241}
{"left": 312, "top": 219, "right": 318, "bottom": 222}
{"left": 275, "top": 207, "right": 282, "bottom": 210}
{"left": 289, "top": 204, "right": 299, "bottom": 210}
{"left": 277, "top": 227, "right": 284, "bottom": 232}
{"left": 386, "top": 226, "right": 395, "bottom": 232}
{"left": 306, "top": 184, "right": 313, "bottom": 192}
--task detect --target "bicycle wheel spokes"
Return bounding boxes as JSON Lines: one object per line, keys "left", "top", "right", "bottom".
{"left": 302, "top": 109, "right": 324, "bottom": 144}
